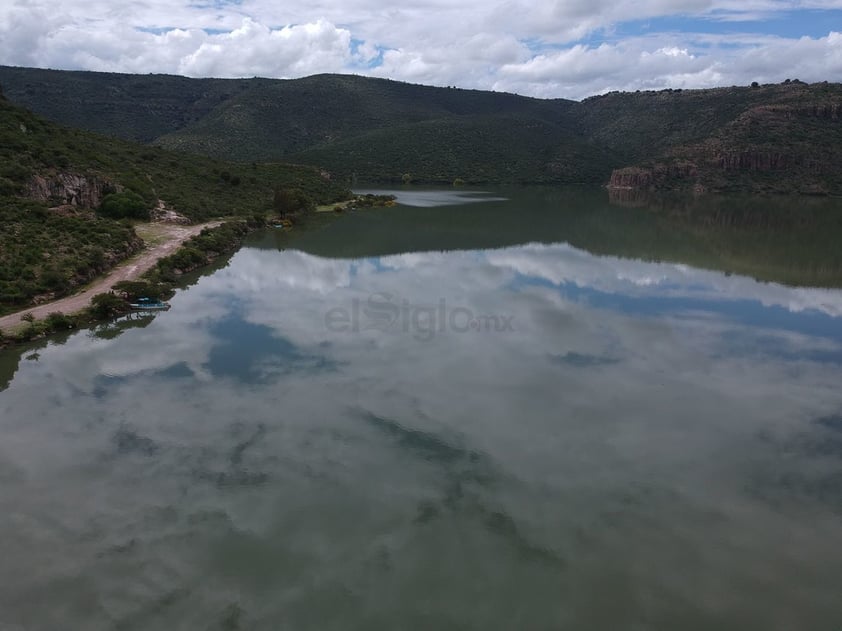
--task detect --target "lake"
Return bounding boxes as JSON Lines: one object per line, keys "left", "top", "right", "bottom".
{"left": 1, "top": 187, "right": 842, "bottom": 629}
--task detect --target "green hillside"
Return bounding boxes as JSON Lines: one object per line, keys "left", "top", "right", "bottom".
{"left": 0, "top": 65, "right": 248, "bottom": 143}
{"left": 290, "top": 114, "right": 614, "bottom": 184}
{"left": 2, "top": 66, "right": 842, "bottom": 193}
{"left": 0, "top": 90, "right": 348, "bottom": 315}
{"left": 153, "top": 74, "right": 574, "bottom": 162}
{"left": 593, "top": 81, "right": 842, "bottom": 194}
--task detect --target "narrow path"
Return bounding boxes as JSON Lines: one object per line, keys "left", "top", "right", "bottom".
{"left": 0, "top": 221, "right": 221, "bottom": 332}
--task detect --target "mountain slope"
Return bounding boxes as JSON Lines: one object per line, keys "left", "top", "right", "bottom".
{"left": 154, "top": 74, "right": 576, "bottom": 161}
{"left": 2, "top": 66, "right": 842, "bottom": 193}
{"left": 604, "top": 81, "right": 842, "bottom": 194}
{"left": 0, "top": 89, "right": 347, "bottom": 315}
{"left": 0, "top": 65, "right": 250, "bottom": 143}
{"left": 290, "top": 114, "right": 614, "bottom": 184}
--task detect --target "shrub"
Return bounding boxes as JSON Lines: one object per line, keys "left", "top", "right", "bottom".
{"left": 273, "top": 188, "right": 314, "bottom": 215}
{"left": 99, "top": 190, "right": 151, "bottom": 220}
{"left": 40, "top": 267, "right": 66, "bottom": 291}
{"left": 89, "top": 292, "right": 129, "bottom": 319}
{"left": 45, "top": 311, "right": 74, "bottom": 330}
{"left": 0, "top": 177, "right": 18, "bottom": 196}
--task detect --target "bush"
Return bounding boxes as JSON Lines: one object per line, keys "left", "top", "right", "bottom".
{"left": 45, "top": 311, "right": 74, "bottom": 330}
{"left": 99, "top": 190, "right": 151, "bottom": 220}
{"left": 89, "top": 292, "right": 129, "bottom": 319}
{"left": 273, "top": 188, "right": 314, "bottom": 215}
{"left": 0, "top": 177, "right": 18, "bottom": 196}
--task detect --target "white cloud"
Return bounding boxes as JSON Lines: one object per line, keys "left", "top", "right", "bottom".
{"left": 492, "top": 31, "right": 842, "bottom": 98}
{"left": 1, "top": 0, "right": 842, "bottom": 97}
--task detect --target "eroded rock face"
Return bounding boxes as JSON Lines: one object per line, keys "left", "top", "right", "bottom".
{"left": 25, "top": 172, "right": 117, "bottom": 208}
{"left": 608, "top": 162, "right": 698, "bottom": 190}
{"left": 608, "top": 167, "right": 654, "bottom": 190}
{"left": 716, "top": 151, "right": 796, "bottom": 171}
{"left": 755, "top": 102, "right": 842, "bottom": 120}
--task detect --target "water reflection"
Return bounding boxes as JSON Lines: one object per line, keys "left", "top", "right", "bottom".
{"left": 1, "top": 197, "right": 842, "bottom": 628}
{"left": 271, "top": 186, "right": 842, "bottom": 288}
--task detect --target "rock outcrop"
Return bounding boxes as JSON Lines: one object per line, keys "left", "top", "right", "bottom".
{"left": 715, "top": 150, "right": 825, "bottom": 173}
{"left": 756, "top": 102, "right": 842, "bottom": 120}
{"left": 151, "top": 199, "right": 191, "bottom": 224}
{"left": 25, "top": 172, "right": 117, "bottom": 208}
{"left": 607, "top": 162, "right": 698, "bottom": 190}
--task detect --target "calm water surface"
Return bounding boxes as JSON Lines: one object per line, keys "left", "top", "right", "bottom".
{"left": 1, "top": 188, "right": 842, "bottom": 629}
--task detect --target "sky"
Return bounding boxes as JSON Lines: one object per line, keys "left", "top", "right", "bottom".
{"left": 0, "top": 0, "right": 841, "bottom": 100}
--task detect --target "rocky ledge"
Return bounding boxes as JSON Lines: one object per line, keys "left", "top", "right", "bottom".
{"left": 25, "top": 172, "right": 118, "bottom": 208}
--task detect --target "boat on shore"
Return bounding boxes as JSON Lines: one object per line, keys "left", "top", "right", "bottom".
{"left": 128, "top": 297, "right": 171, "bottom": 311}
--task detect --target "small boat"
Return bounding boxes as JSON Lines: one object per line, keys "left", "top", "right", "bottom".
{"left": 129, "top": 297, "right": 171, "bottom": 311}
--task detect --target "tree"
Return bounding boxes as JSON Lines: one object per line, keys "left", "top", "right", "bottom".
{"left": 90, "top": 293, "right": 129, "bottom": 319}
{"left": 99, "top": 191, "right": 151, "bottom": 220}
{"left": 273, "top": 188, "right": 314, "bottom": 215}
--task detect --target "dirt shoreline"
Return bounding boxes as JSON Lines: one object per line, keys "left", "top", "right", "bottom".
{"left": 0, "top": 221, "right": 220, "bottom": 333}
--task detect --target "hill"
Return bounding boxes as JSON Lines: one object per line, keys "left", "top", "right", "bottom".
{"left": 2, "top": 66, "right": 842, "bottom": 193}
{"left": 594, "top": 81, "right": 842, "bottom": 195}
{"left": 0, "top": 89, "right": 348, "bottom": 316}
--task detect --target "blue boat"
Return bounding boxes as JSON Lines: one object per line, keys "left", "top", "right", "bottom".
{"left": 129, "top": 297, "right": 171, "bottom": 311}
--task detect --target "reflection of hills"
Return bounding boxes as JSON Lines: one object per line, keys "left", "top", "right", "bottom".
{"left": 606, "top": 188, "right": 653, "bottom": 208}
{"left": 0, "top": 312, "right": 159, "bottom": 392}
{"left": 257, "top": 188, "right": 842, "bottom": 289}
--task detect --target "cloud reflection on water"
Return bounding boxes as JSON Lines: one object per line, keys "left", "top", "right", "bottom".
{"left": 1, "top": 238, "right": 842, "bottom": 628}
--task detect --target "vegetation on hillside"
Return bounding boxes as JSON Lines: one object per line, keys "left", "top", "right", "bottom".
{"left": 592, "top": 81, "right": 842, "bottom": 194}
{"left": 291, "top": 115, "right": 614, "bottom": 185}
{"left": 0, "top": 198, "right": 141, "bottom": 314}
{"left": 0, "top": 66, "right": 249, "bottom": 143}
{"left": 0, "top": 89, "right": 349, "bottom": 315}
{"left": 3, "top": 66, "right": 841, "bottom": 192}
{"left": 0, "top": 93, "right": 348, "bottom": 222}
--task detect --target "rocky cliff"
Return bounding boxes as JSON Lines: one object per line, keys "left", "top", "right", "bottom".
{"left": 25, "top": 172, "right": 117, "bottom": 208}
{"left": 715, "top": 151, "right": 813, "bottom": 171}
{"left": 608, "top": 162, "right": 698, "bottom": 190}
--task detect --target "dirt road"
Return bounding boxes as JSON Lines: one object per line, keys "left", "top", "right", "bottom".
{"left": 0, "top": 221, "right": 220, "bottom": 333}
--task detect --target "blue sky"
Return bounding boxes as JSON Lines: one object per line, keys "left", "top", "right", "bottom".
{"left": 589, "top": 9, "right": 842, "bottom": 43}
{"left": 1, "top": 1, "right": 841, "bottom": 99}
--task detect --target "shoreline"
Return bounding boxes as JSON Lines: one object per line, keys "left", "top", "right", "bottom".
{"left": 0, "top": 220, "right": 221, "bottom": 338}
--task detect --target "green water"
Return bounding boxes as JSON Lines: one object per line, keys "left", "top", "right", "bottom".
{"left": 1, "top": 187, "right": 842, "bottom": 629}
